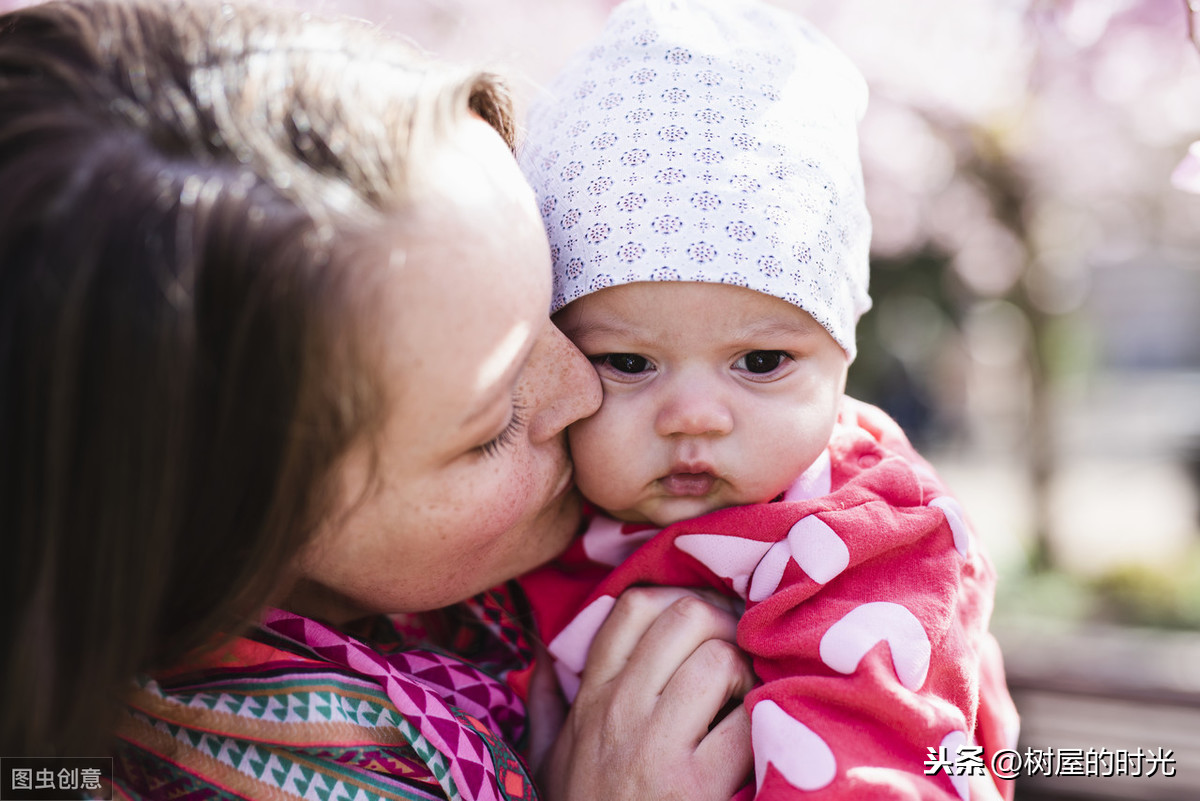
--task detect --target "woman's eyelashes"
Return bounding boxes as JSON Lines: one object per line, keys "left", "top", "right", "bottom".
{"left": 478, "top": 404, "right": 527, "bottom": 458}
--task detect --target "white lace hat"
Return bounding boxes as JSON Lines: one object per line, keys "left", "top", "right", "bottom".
{"left": 520, "top": 0, "right": 872, "bottom": 358}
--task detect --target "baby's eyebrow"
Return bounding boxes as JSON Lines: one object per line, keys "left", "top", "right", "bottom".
{"left": 561, "top": 317, "right": 648, "bottom": 343}
{"left": 734, "top": 315, "right": 824, "bottom": 340}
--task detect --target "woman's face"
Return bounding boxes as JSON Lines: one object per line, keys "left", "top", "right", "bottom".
{"left": 287, "top": 119, "right": 601, "bottom": 624}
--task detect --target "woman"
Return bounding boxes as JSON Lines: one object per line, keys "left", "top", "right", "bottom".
{"left": 0, "top": 1, "right": 753, "bottom": 798}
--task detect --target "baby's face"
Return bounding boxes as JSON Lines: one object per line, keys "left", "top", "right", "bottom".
{"left": 556, "top": 282, "right": 849, "bottom": 528}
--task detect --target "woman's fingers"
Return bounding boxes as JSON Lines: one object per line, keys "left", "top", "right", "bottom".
{"left": 582, "top": 587, "right": 740, "bottom": 692}
{"left": 524, "top": 640, "right": 567, "bottom": 773}
{"left": 537, "top": 586, "right": 754, "bottom": 800}
{"left": 694, "top": 702, "right": 754, "bottom": 797}
{"left": 619, "top": 593, "right": 741, "bottom": 698}
{"left": 656, "top": 635, "right": 755, "bottom": 742}
{"left": 654, "top": 635, "right": 755, "bottom": 800}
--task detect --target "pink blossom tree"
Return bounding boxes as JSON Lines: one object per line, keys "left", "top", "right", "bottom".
{"left": 4, "top": 0, "right": 1197, "bottom": 572}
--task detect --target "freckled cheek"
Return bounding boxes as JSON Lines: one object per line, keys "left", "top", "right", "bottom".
{"left": 462, "top": 451, "right": 558, "bottom": 555}
{"left": 473, "top": 454, "right": 581, "bottom": 576}
{"left": 488, "top": 472, "right": 538, "bottom": 534}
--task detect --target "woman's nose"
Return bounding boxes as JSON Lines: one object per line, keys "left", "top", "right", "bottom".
{"left": 654, "top": 373, "right": 734, "bottom": 438}
{"left": 524, "top": 322, "right": 603, "bottom": 444}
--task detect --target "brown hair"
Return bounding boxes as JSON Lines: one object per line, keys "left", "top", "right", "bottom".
{"left": 0, "top": 0, "right": 514, "bottom": 756}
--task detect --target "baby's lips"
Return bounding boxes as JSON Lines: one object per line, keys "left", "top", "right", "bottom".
{"left": 660, "top": 472, "right": 717, "bottom": 496}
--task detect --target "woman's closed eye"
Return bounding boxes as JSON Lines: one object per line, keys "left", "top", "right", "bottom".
{"left": 478, "top": 405, "right": 526, "bottom": 458}
{"left": 733, "top": 350, "right": 792, "bottom": 377}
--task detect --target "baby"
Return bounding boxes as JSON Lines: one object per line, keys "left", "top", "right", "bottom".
{"left": 518, "top": 1, "right": 1018, "bottom": 799}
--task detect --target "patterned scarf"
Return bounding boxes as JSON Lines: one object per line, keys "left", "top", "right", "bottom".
{"left": 113, "top": 587, "right": 539, "bottom": 801}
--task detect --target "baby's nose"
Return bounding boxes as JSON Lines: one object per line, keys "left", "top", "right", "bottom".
{"left": 654, "top": 377, "right": 734, "bottom": 438}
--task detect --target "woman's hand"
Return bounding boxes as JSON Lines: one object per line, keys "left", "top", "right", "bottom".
{"left": 534, "top": 587, "right": 754, "bottom": 801}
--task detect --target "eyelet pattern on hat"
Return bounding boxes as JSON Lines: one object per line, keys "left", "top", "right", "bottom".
{"left": 520, "top": 0, "right": 873, "bottom": 359}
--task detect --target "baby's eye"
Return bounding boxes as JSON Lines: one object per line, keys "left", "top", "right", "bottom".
{"left": 594, "top": 353, "right": 652, "bottom": 374}
{"left": 736, "top": 350, "right": 789, "bottom": 374}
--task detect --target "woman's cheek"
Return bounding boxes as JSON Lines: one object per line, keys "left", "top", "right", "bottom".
{"left": 463, "top": 452, "right": 543, "bottom": 546}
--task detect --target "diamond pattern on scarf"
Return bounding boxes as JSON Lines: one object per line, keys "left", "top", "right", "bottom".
{"left": 388, "top": 651, "right": 526, "bottom": 743}
{"left": 464, "top": 587, "right": 535, "bottom": 670}
{"left": 263, "top": 609, "right": 510, "bottom": 801}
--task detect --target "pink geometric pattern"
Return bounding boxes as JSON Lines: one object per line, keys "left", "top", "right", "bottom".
{"left": 397, "top": 650, "right": 526, "bottom": 742}
{"left": 263, "top": 609, "right": 522, "bottom": 801}
{"left": 464, "top": 588, "right": 535, "bottom": 672}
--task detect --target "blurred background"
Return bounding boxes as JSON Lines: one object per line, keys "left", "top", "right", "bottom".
{"left": 4, "top": 0, "right": 1197, "bottom": 797}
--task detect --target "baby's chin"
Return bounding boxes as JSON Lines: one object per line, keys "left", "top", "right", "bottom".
{"left": 584, "top": 480, "right": 774, "bottom": 528}
{"left": 617, "top": 494, "right": 743, "bottom": 529}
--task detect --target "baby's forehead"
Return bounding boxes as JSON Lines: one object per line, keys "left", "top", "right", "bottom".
{"left": 556, "top": 281, "right": 824, "bottom": 341}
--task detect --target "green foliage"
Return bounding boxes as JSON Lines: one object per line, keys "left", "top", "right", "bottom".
{"left": 994, "top": 566, "right": 1099, "bottom": 626}
{"left": 847, "top": 247, "right": 962, "bottom": 448}
{"left": 996, "top": 549, "right": 1200, "bottom": 631}
{"left": 1089, "top": 555, "right": 1200, "bottom": 630}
